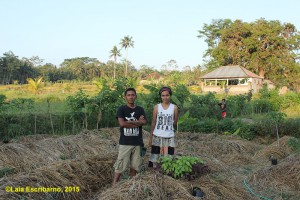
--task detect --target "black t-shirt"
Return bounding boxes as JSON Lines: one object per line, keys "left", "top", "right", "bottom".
{"left": 116, "top": 105, "right": 146, "bottom": 146}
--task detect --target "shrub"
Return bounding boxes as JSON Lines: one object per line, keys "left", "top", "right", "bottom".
{"left": 179, "top": 118, "right": 200, "bottom": 132}
{"left": 188, "top": 93, "right": 219, "bottom": 119}
{"left": 281, "top": 92, "right": 300, "bottom": 110}
{"left": 226, "top": 94, "right": 248, "bottom": 117}
{"left": 159, "top": 155, "right": 209, "bottom": 180}
{"left": 219, "top": 119, "right": 255, "bottom": 140}
{"left": 196, "top": 118, "right": 218, "bottom": 133}
{"left": 252, "top": 117, "right": 276, "bottom": 137}
{"left": 0, "top": 94, "right": 6, "bottom": 107}
{"left": 218, "top": 118, "right": 235, "bottom": 133}
{"left": 280, "top": 118, "right": 300, "bottom": 138}
{"left": 251, "top": 99, "right": 275, "bottom": 113}
{"left": 288, "top": 138, "right": 300, "bottom": 153}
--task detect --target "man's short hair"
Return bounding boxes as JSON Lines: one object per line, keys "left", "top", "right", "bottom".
{"left": 124, "top": 88, "right": 137, "bottom": 95}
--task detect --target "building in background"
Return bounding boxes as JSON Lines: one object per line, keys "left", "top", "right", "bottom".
{"left": 200, "top": 65, "right": 265, "bottom": 94}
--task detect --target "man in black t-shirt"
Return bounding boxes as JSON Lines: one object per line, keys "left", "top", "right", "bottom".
{"left": 112, "top": 88, "right": 147, "bottom": 185}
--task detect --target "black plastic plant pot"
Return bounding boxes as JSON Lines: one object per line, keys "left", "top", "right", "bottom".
{"left": 192, "top": 187, "right": 205, "bottom": 198}
{"left": 271, "top": 158, "right": 278, "bottom": 165}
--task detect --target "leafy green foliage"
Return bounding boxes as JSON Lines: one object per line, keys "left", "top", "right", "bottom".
{"left": 280, "top": 118, "right": 300, "bottom": 138}
{"left": 159, "top": 155, "right": 207, "bottom": 180}
{"left": 188, "top": 92, "right": 219, "bottom": 119}
{"left": 173, "top": 84, "right": 190, "bottom": 110}
{"left": 267, "top": 111, "right": 287, "bottom": 145}
{"left": 226, "top": 95, "right": 248, "bottom": 117}
{"left": 251, "top": 99, "right": 275, "bottom": 113}
{"left": 66, "top": 89, "right": 91, "bottom": 129}
{"left": 0, "top": 94, "right": 6, "bottom": 107}
{"left": 198, "top": 19, "right": 300, "bottom": 90}
{"left": 26, "top": 77, "right": 44, "bottom": 94}
{"left": 288, "top": 138, "right": 300, "bottom": 153}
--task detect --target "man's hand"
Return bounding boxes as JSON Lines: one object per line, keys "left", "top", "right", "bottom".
{"left": 126, "top": 115, "right": 146, "bottom": 126}
{"left": 138, "top": 115, "right": 146, "bottom": 124}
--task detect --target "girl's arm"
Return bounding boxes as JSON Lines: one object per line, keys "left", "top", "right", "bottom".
{"left": 174, "top": 105, "right": 179, "bottom": 132}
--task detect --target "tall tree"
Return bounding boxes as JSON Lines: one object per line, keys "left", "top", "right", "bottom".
{"left": 198, "top": 19, "right": 300, "bottom": 89}
{"left": 120, "top": 36, "right": 134, "bottom": 77}
{"left": 60, "top": 57, "right": 101, "bottom": 80}
{"left": 109, "top": 45, "right": 121, "bottom": 79}
{"left": 0, "top": 51, "right": 21, "bottom": 84}
{"left": 197, "top": 19, "right": 232, "bottom": 69}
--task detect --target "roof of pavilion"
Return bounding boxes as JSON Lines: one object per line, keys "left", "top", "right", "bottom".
{"left": 200, "top": 65, "right": 263, "bottom": 79}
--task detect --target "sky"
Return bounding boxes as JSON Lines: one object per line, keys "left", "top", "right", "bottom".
{"left": 1, "top": 0, "right": 300, "bottom": 70}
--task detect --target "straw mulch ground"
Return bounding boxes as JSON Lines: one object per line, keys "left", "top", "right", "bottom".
{"left": 0, "top": 154, "right": 117, "bottom": 200}
{"left": 247, "top": 154, "right": 300, "bottom": 200}
{"left": 0, "top": 128, "right": 299, "bottom": 200}
{"left": 0, "top": 129, "right": 119, "bottom": 173}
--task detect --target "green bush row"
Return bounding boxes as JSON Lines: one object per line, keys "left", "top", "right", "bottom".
{"left": 179, "top": 117, "right": 300, "bottom": 140}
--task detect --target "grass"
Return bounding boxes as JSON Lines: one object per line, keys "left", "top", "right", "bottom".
{"left": 0, "top": 83, "right": 99, "bottom": 100}
{"left": 0, "top": 167, "right": 15, "bottom": 178}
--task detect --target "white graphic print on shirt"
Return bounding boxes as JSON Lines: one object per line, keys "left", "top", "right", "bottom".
{"left": 124, "top": 112, "right": 139, "bottom": 136}
{"left": 156, "top": 112, "right": 173, "bottom": 131}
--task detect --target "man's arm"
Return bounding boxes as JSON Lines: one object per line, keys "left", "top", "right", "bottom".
{"left": 127, "top": 115, "right": 147, "bottom": 126}
{"left": 118, "top": 115, "right": 147, "bottom": 128}
{"left": 118, "top": 118, "right": 139, "bottom": 128}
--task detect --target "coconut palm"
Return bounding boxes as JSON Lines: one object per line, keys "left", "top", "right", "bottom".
{"left": 109, "top": 45, "right": 121, "bottom": 79}
{"left": 26, "top": 77, "right": 44, "bottom": 94}
{"left": 120, "top": 36, "right": 134, "bottom": 77}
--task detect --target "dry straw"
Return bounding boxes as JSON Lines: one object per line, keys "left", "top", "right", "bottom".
{"left": 0, "top": 131, "right": 119, "bottom": 173}
{"left": 0, "top": 129, "right": 299, "bottom": 199}
{"left": 247, "top": 154, "right": 300, "bottom": 199}
{"left": 0, "top": 154, "right": 117, "bottom": 200}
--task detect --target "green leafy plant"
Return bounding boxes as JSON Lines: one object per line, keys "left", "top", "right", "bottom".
{"left": 267, "top": 111, "right": 287, "bottom": 146}
{"left": 177, "top": 110, "right": 190, "bottom": 133}
{"left": 159, "top": 155, "right": 208, "bottom": 180}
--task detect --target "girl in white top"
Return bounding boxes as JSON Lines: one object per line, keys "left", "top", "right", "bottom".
{"left": 148, "top": 87, "right": 178, "bottom": 169}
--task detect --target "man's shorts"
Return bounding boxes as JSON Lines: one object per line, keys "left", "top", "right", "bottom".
{"left": 114, "top": 145, "right": 142, "bottom": 173}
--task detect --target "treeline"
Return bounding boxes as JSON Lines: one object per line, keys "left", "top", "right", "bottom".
{"left": 0, "top": 51, "right": 202, "bottom": 86}
{"left": 0, "top": 51, "right": 139, "bottom": 84}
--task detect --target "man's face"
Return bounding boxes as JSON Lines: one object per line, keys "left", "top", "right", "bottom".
{"left": 124, "top": 90, "right": 136, "bottom": 104}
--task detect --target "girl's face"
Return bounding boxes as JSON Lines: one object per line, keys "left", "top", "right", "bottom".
{"left": 161, "top": 91, "right": 171, "bottom": 103}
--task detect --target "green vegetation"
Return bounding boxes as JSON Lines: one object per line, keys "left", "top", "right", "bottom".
{"left": 1, "top": 19, "right": 300, "bottom": 141}
{"left": 0, "top": 167, "right": 15, "bottom": 178}
{"left": 0, "top": 79, "right": 300, "bottom": 141}
{"left": 198, "top": 19, "right": 300, "bottom": 91}
{"left": 159, "top": 155, "right": 207, "bottom": 180}
{"left": 288, "top": 138, "right": 300, "bottom": 153}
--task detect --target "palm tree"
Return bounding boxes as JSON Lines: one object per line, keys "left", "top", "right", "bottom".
{"left": 27, "top": 77, "right": 44, "bottom": 94}
{"left": 109, "top": 45, "right": 121, "bottom": 79}
{"left": 120, "top": 36, "right": 134, "bottom": 77}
